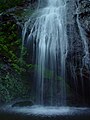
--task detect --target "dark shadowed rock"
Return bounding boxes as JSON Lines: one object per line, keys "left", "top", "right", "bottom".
{"left": 66, "top": 0, "right": 90, "bottom": 106}
{"left": 77, "top": 0, "right": 90, "bottom": 34}
{"left": 12, "top": 100, "right": 34, "bottom": 107}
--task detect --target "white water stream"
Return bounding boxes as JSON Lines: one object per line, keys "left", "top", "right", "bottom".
{"left": 29, "top": 0, "right": 68, "bottom": 105}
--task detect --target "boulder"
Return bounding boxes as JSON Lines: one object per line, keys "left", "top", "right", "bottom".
{"left": 12, "top": 100, "right": 34, "bottom": 107}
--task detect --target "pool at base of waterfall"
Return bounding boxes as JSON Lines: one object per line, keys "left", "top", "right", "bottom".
{"left": 0, "top": 105, "right": 90, "bottom": 120}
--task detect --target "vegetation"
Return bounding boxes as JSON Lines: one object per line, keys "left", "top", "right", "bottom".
{"left": 0, "top": 13, "right": 30, "bottom": 102}
{"left": 0, "top": 72, "right": 29, "bottom": 102}
{"left": 0, "top": 0, "right": 26, "bottom": 12}
{"left": 0, "top": 16, "right": 22, "bottom": 72}
{"left": 0, "top": 0, "right": 37, "bottom": 103}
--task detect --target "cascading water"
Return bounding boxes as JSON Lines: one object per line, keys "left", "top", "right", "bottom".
{"left": 23, "top": 0, "right": 68, "bottom": 106}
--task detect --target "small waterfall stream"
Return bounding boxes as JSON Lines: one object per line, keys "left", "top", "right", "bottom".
{"left": 23, "top": 0, "right": 68, "bottom": 106}
{"left": 77, "top": 11, "right": 90, "bottom": 69}
{"left": 76, "top": 0, "right": 90, "bottom": 103}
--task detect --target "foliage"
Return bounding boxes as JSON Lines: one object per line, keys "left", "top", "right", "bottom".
{"left": 0, "top": 0, "right": 38, "bottom": 103}
{"left": 0, "top": 14, "right": 30, "bottom": 103}
{"left": 0, "top": 17, "right": 26, "bottom": 73}
{"left": 0, "top": 0, "right": 25, "bottom": 12}
{"left": 0, "top": 70, "right": 29, "bottom": 102}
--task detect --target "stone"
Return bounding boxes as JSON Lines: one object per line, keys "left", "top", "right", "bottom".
{"left": 12, "top": 100, "right": 34, "bottom": 107}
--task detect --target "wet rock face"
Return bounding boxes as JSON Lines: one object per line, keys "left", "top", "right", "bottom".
{"left": 66, "top": 0, "right": 83, "bottom": 67}
{"left": 77, "top": 0, "right": 90, "bottom": 105}
{"left": 30, "top": 0, "right": 37, "bottom": 4}
{"left": 78, "top": 0, "right": 90, "bottom": 37}
{"left": 66, "top": 0, "right": 90, "bottom": 106}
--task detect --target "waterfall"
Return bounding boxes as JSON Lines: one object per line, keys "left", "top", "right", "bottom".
{"left": 23, "top": 0, "right": 68, "bottom": 106}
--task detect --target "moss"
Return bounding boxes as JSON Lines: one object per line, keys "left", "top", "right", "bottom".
{"left": 0, "top": 0, "right": 26, "bottom": 12}
{"left": 0, "top": 14, "right": 31, "bottom": 103}
{"left": 0, "top": 16, "right": 21, "bottom": 70}
{"left": 0, "top": 70, "right": 30, "bottom": 102}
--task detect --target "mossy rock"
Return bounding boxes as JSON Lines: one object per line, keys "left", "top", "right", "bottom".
{"left": 12, "top": 100, "right": 34, "bottom": 107}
